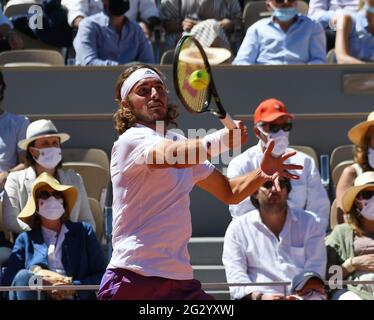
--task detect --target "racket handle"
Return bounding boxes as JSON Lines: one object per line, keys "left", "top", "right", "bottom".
{"left": 220, "top": 113, "right": 237, "bottom": 129}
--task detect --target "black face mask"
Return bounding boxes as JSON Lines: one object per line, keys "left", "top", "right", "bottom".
{"left": 108, "top": 0, "right": 130, "bottom": 16}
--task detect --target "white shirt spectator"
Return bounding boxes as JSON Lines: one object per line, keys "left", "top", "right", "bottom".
{"left": 222, "top": 207, "right": 326, "bottom": 299}
{"left": 227, "top": 142, "right": 330, "bottom": 230}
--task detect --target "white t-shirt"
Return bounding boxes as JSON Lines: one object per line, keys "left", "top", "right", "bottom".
{"left": 108, "top": 124, "right": 215, "bottom": 280}
{"left": 0, "top": 111, "right": 29, "bottom": 172}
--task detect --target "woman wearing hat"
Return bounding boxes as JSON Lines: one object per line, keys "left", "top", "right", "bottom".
{"left": 2, "top": 172, "right": 106, "bottom": 300}
{"left": 336, "top": 111, "right": 374, "bottom": 223}
{"left": 2, "top": 119, "right": 95, "bottom": 234}
{"left": 326, "top": 171, "right": 374, "bottom": 300}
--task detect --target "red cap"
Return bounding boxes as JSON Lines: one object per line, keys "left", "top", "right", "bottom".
{"left": 254, "top": 98, "right": 294, "bottom": 125}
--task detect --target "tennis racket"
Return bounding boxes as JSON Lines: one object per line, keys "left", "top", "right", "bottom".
{"left": 173, "top": 34, "right": 236, "bottom": 130}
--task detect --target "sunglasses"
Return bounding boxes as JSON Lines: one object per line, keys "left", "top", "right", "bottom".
{"left": 359, "top": 190, "right": 374, "bottom": 200}
{"left": 36, "top": 190, "right": 64, "bottom": 200}
{"left": 262, "top": 180, "right": 289, "bottom": 189}
{"left": 274, "top": 0, "right": 297, "bottom": 3}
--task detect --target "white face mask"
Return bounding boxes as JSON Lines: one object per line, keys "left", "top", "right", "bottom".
{"left": 368, "top": 148, "right": 374, "bottom": 169}
{"left": 259, "top": 127, "right": 290, "bottom": 156}
{"left": 33, "top": 147, "right": 62, "bottom": 169}
{"left": 359, "top": 196, "right": 374, "bottom": 220}
{"left": 300, "top": 290, "right": 327, "bottom": 300}
{"left": 38, "top": 196, "right": 65, "bottom": 220}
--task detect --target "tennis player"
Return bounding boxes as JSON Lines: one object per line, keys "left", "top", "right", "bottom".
{"left": 98, "top": 64, "right": 303, "bottom": 300}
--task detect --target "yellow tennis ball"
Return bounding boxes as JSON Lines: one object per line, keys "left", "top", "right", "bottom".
{"left": 188, "top": 70, "right": 210, "bottom": 90}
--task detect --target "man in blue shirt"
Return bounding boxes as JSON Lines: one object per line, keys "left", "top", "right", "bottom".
{"left": 74, "top": 0, "right": 154, "bottom": 66}
{"left": 233, "top": 0, "right": 326, "bottom": 65}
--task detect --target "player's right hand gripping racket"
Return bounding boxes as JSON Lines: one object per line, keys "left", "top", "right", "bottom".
{"left": 173, "top": 35, "right": 236, "bottom": 129}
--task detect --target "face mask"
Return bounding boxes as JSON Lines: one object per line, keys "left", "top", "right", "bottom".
{"left": 33, "top": 147, "right": 62, "bottom": 169}
{"left": 368, "top": 148, "right": 374, "bottom": 169}
{"left": 38, "top": 197, "right": 65, "bottom": 220}
{"left": 259, "top": 127, "right": 290, "bottom": 156}
{"left": 300, "top": 290, "right": 327, "bottom": 300}
{"left": 273, "top": 7, "right": 298, "bottom": 22}
{"left": 108, "top": 0, "right": 129, "bottom": 16}
{"left": 360, "top": 196, "right": 374, "bottom": 220}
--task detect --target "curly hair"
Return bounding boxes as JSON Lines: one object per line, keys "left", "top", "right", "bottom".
{"left": 354, "top": 126, "right": 374, "bottom": 172}
{"left": 346, "top": 202, "right": 365, "bottom": 237}
{"left": 113, "top": 64, "right": 179, "bottom": 135}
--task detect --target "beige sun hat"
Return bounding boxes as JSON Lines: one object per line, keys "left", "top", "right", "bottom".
{"left": 348, "top": 111, "right": 374, "bottom": 146}
{"left": 18, "top": 172, "right": 77, "bottom": 223}
{"left": 18, "top": 119, "right": 70, "bottom": 150}
{"left": 342, "top": 171, "right": 374, "bottom": 213}
{"left": 179, "top": 47, "right": 232, "bottom": 65}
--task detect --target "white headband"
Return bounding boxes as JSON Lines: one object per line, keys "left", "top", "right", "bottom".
{"left": 120, "top": 68, "right": 163, "bottom": 100}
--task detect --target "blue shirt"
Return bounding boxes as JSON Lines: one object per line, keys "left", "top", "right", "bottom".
{"left": 233, "top": 14, "right": 326, "bottom": 65}
{"left": 349, "top": 10, "right": 374, "bottom": 62}
{"left": 74, "top": 12, "right": 154, "bottom": 66}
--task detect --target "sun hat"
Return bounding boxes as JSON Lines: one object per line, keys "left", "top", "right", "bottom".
{"left": 18, "top": 119, "right": 70, "bottom": 150}
{"left": 348, "top": 111, "right": 374, "bottom": 146}
{"left": 342, "top": 171, "right": 374, "bottom": 213}
{"left": 18, "top": 172, "right": 77, "bottom": 223}
{"left": 179, "top": 47, "right": 232, "bottom": 65}
{"left": 254, "top": 98, "right": 294, "bottom": 125}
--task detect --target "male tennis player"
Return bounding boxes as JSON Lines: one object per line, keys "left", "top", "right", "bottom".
{"left": 98, "top": 64, "right": 303, "bottom": 300}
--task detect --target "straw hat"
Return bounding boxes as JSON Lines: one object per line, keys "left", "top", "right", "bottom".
{"left": 18, "top": 172, "right": 77, "bottom": 223}
{"left": 342, "top": 171, "right": 374, "bottom": 213}
{"left": 179, "top": 47, "right": 232, "bottom": 65}
{"left": 18, "top": 119, "right": 70, "bottom": 150}
{"left": 348, "top": 111, "right": 374, "bottom": 146}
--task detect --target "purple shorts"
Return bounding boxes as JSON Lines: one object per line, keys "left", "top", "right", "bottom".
{"left": 97, "top": 268, "right": 214, "bottom": 300}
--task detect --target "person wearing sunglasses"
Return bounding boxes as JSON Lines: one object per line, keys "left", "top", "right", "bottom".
{"left": 326, "top": 171, "right": 374, "bottom": 300}
{"left": 3, "top": 172, "right": 106, "bottom": 300}
{"left": 228, "top": 98, "right": 330, "bottom": 230}
{"left": 233, "top": 0, "right": 326, "bottom": 65}
{"left": 334, "top": 0, "right": 374, "bottom": 64}
{"left": 223, "top": 176, "right": 326, "bottom": 300}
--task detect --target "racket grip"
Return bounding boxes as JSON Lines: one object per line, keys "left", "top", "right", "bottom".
{"left": 220, "top": 113, "right": 237, "bottom": 129}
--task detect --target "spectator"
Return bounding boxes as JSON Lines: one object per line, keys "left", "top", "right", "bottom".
{"left": 62, "top": 0, "right": 160, "bottom": 38}
{"left": 289, "top": 270, "right": 328, "bottom": 300}
{"left": 233, "top": 0, "right": 326, "bottom": 65}
{"left": 160, "top": 0, "right": 242, "bottom": 50}
{"left": 0, "top": 4, "right": 24, "bottom": 52}
{"left": 2, "top": 119, "right": 96, "bottom": 234}
{"left": 227, "top": 98, "right": 330, "bottom": 230}
{"left": 222, "top": 177, "right": 326, "bottom": 300}
{"left": 335, "top": 0, "right": 374, "bottom": 64}
{"left": 336, "top": 112, "right": 374, "bottom": 223}
{"left": 3, "top": 172, "right": 106, "bottom": 300}
{"left": 74, "top": 0, "right": 154, "bottom": 65}
{"left": 326, "top": 171, "right": 374, "bottom": 300}
{"left": 308, "top": 0, "right": 359, "bottom": 49}
{"left": 0, "top": 70, "right": 29, "bottom": 193}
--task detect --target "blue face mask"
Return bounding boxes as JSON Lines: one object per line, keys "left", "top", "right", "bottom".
{"left": 273, "top": 7, "right": 298, "bottom": 22}
{"left": 366, "top": 5, "right": 374, "bottom": 14}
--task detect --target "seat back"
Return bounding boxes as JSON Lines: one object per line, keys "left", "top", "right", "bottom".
{"left": 88, "top": 197, "right": 104, "bottom": 241}
{"left": 62, "top": 162, "right": 110, "bottom": 202}
{"left": 326, "top": 49, "right": 336, "bottom": 64}
{"left": 243, "top": 1, "right": 309, "bottom": 30}
{"left": 330, "top": 198, "right": 339, "bottom": 230}
{"left": 330, "top": 144, "right": 354, "bottom": 171}
{"left": 0, "top": 49, "right": 65, "bottom": 66}
{"left": 3, "top": 0, "right": 38, "bottom": 17}
{"left": 160, "top": 49, "right": 174, "bottom": 65}
{"left": 291, "top": 145, "right": 319, "bottom": 167}
{"left": 332, "top": 160, "right": 354, "bottom": 187}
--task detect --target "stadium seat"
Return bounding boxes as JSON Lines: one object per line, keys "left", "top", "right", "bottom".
{"left": 0, "top": 49, "right": 65, "bottom": 66}
{"left": 62, "top": 148, "right": 110, "bottom": 176}
{"left": 88, "top": 197, "right": 104, "bottom": 241}
{"left": 332, "top": 160, "right": 354, "bottom": 188}
{"left": 3, "top": 0, "right": 38, "bottom": 17}
{"left": 329, "top": 198, "right": 339, "bottom": 230}
{"left": 330, "top": 144, "right": 354, "bottom": 171}
{"left": 291, "top": 145, "right": 319, "bottom": 167}
{"left": 326, "top": 49, "right": 336, "bottom": 64}
{"left": 62, "top": 162, "right": 110, "bottom": 203}
{"left": 243, "top": 1, "right": 309, "bottom": 30}
{"left": 0, "top": 201, "right": 12, "bottom": 243}
{"left": 160, "top": 49, "right": 174, "bottom": 65}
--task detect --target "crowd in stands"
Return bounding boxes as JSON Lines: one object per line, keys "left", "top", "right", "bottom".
{"left": 0, "top": 0, "right": 373, "bottom": 65}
